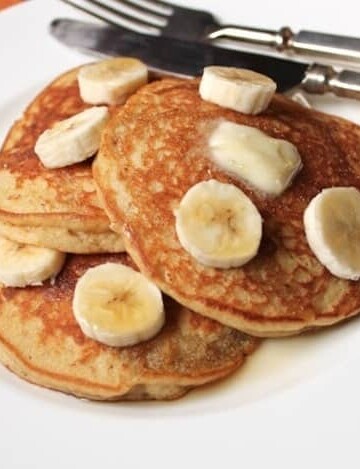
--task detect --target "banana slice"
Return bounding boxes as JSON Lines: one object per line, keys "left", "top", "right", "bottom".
{"left": 78, "top": 57, "right": 148, "bottom": 105}
{"left": 199, "top": 66, "right": 276, "bottom": 114}
{"left": 35, "top": 106, "right": 109, "bottom": 169}
{"left": 304, "top": 187, "right": 360, "bottom": 280}
{"left": 175, "top": 179, "right": 262, "bottom": 268}
{"left": 208, "top": 121, "right": 302, "bottom": 196}
{"left": 72, "top": 263, "right": 165, "bottom": 347}
{"left": 0, "top": 235, "right": 66, "bottom": 287}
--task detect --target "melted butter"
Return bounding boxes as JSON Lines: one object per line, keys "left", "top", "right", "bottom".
{"left": 209, "top": 121, "right": 302, "bottom": 196}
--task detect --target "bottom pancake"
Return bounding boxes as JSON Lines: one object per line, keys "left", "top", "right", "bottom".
{"left": 0, "top": 253, "right": 257, "bottom": 400}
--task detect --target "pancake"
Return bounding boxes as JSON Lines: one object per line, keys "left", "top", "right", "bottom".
{"left": 0, "top": 146, "right": 124, "bottom": 253}
{"left": 0, "top": 66, "right": 124, "bottom": 254}
{"left": 94, "top": 77, "right": 360, "bottom": 337}
{"left": 0, "top": 253, "right": 257, "bottom": 400}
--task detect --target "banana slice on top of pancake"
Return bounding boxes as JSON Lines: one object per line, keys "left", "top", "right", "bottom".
{"left": 73, "top": 263, "right": 165, "bottom": 347}
{"left": 0, "top": 235, "right": 65, "bottom": 287}
{"left": 304, "top": 187, "right": 360, "bottom": 280}
{"left": 175, "top": 179, "right": 262, "bottom": 269}
{"left": 199, "top": 66, "right": 276, "bottom": 114}
{"left": 78, "top": 57, "right": 148, "bottom": 105}
{"left": 35, "top": 106, "right": 109, "bottom": 169}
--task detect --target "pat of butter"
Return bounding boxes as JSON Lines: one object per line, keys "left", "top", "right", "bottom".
{"left": 208, "top": 121, "right": 302, "bottom": 196}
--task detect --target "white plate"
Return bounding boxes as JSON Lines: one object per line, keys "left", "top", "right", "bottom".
{"left": 1, "top": 1, "right": 360, "bottom": 467}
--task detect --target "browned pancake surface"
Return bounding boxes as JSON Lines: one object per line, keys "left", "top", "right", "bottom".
{"left": 2, "top": 68, "right": 88, "bottom": 151}
{"left": 0, "top": 253, "right": 257, "bottom": 400}
{"left": 94, "top": 78, "right": 360, "bottom": 336}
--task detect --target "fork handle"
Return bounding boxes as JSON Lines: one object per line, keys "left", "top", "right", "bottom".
{"left": 208, "top": 26, "right": 360, "bottom": 65}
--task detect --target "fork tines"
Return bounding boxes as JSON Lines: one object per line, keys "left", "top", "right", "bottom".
{"left": 61, "top": 0, "right": 175, "bottom": 35}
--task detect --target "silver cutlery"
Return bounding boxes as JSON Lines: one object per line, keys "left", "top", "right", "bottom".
{"left": 60, "top": 0, "right": 360, "bottom": 65}
{"left": 50, "top": 18, "right": 360, "bottom": 101}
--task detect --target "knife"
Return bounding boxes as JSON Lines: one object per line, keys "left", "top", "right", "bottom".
{"left": 50, "top": 18, "right": 360, "bottom": 100}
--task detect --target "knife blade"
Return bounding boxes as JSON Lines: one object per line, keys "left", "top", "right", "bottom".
{"left": 50, "top": 18, "right": 360, "bottom": 100}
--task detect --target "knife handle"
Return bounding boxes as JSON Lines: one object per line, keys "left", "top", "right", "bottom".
{"left": 301, "top": 64, "right": 360, "bottom": 100}
{"left": 208, "top": 26, "right": 360, "bottom": 65}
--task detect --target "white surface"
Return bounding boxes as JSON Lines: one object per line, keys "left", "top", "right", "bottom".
{"left": 1, "top": 1, "right": 360, "bottom": 468}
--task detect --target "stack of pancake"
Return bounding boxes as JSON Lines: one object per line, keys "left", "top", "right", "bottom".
{"left": 0, "top": 65, "right": 257, "bottom": 400}
{"left": 1, "top": 60, "right": 360, "bottom": 401}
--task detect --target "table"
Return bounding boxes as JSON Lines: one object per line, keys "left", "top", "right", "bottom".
{"left": 0, "top": 0, "right": 23, "bottom": 11}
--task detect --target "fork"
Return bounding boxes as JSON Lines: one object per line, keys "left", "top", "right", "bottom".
{"left": 61, "top": 0, "right": 360, "bottom": 65}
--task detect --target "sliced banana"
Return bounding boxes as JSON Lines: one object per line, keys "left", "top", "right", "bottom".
{"left": 34, "top": 106, "right": 109, "bottom": 169}
{"left": 304, "top": 187, "right": 360, "bottom": 280}
{"left": 0, "top": 235, "right": 66, "bottom": 287}
{"left": 208, "top": 120, "right": 302, "bottom": 196}
{"left": 175, "top": 179, "right": 262, "bottom": 269}
{"left": 78, "top": 57, "right": 148, "bottom": 105}
{"left": 199, "top": 66, "right": 276, "bottom": 114}
{"left": 72, "top": 263, "right": 165, "bottom": 347}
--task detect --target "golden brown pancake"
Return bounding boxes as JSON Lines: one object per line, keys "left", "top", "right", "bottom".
{"left": 0, "top": 66, "right": 124, "bottom": 254}
{"left": 0, "top": 253, "right": 257, "bottom": 400}
{"left": 94, "top": 77, "right": 360, "bottom": 337}
{"left": 0, "top": 146, "right": 124, "bottom": 253}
